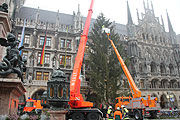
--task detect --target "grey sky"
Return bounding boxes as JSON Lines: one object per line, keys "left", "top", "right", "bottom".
{"left": 24, "top": 0, "right": 180, "bottom": 34}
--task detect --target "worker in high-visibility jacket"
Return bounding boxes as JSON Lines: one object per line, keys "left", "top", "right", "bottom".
{"left": 107, "top": 106, "right": 114, "bottom": 120}
{"left": 121, "top": 105, "right": 130, "bottom": 120}
{"left": 114, "top": 107, "right": 122, "bottom": 120}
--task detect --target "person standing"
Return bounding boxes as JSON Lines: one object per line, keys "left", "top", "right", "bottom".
{"left": 114, "top": 107, "right": 122, "bottom": 120}
{"left": 107, "top": 106, "right": 114, "bottom": 120}
{"left": 121, "top": 105, "right": 130, "bottom": 120}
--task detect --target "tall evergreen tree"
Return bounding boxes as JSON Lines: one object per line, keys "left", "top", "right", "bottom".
{"left": 86, "top": 13, "right": 129, "bottom": 106}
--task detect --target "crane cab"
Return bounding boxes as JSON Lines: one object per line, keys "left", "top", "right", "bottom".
{"left": 115, "top": 96, "right": 132, "bottom": 109}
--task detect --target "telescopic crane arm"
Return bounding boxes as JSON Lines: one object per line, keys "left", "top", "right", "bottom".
{"left": 102, "top": 27, "right": 141, "bottom": 98}
{"left": 69, "top": 0, "right": 94, "bottom": 108}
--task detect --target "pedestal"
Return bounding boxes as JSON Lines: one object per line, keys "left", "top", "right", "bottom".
{"left": 0, "top": 76, "right": 26, "bottom": 115}
{"left": 48, "top": 110, "right": 67, "bottom": 120}
{"left": 0, "top": 11, "right": 11, "bottom": 61}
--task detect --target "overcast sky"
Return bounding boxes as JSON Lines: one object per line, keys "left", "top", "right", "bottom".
{"left": 24, "top": 0, "right": 180, "bottom": 34}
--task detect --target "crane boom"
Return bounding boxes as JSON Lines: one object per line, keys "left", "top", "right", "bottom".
{"left": 107, "top": 36, "right": 141, "bottom": 98}
{"left": 69, "top": 0, "right": 94, "bottom": 108}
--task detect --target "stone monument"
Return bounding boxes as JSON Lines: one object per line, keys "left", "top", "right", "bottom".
{"left": 0, "top": 31, "right": 26, "bottom": 116}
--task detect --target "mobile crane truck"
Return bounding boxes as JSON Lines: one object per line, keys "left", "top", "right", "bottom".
{"left": 102, "top": 27, "right": 160, "bottom": 120}
{"left": 66, "top": 0, "right": 103, "bottom": 120}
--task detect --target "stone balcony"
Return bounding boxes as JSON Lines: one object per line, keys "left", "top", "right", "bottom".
{"left": 24, "top": 79, "right": 89, "bottom": 88}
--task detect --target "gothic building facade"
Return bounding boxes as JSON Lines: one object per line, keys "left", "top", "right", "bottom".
{"left": 13, "top": 1, "right": 180, "bottom": 108}
{"left": 126, "top": 1, "right": 180, "bottom": 108}
{"left": 14, "top": 6, "right": 87, "bottom": 100}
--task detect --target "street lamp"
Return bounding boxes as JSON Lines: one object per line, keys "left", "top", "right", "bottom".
{"left": 47, "top": 68, "right": 70, "bottom": 109}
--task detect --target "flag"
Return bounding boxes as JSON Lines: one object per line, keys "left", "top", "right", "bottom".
{"left": 18, "top": 18, "right": 26, "bottom": 55}
{"left": 64, "top": 26, "right": 69, "bottom": 68}
{"left": 40, "top": 23, "right": 48, "bottom": 65}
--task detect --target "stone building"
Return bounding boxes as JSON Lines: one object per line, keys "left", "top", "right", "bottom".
{"left": 13, "top": 1, "right": 180, "bottom": 109}
{"left": 14, "top": 5, "right": 88, "bottom": 100}
{"left": 125, "top": 1, "right": 180, "bottom": 108}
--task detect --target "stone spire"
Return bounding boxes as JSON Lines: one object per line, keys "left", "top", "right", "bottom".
{"left": 127, "top": 1, "right": 133, "bottom": 25}
{"left": 147, "top": 0, "right": 149, "bottom": 10}
{"left": 166, "top": 10, "right": 174, "bottom": 33}
{"left": 161, "top": 15, "right": 165, "bottom": 31}
{"left": 151, "top": 1, "right": 155, "bottom": 16}
{"left": 55, "top": 10, "right": 60, "bottom": 31}
{"left": 33, "top": 7, "right": 40, "bottom": 47}
{"left": 143, "top": 0, "right": 146, "bottom": 13}
{"left": 35, "top": 7, "right": 39, "bottom": 29}
{"left": 126, "top": 1, "right": 136, "bottom": 38}
{"left": 166, "top": 10, "right": 177, "bottom": 44}
{"left": 136, "top": 9, "right": 140, "bottom": 23}
{"left": 77, "top": 4, "right": 80, "bottom": 17}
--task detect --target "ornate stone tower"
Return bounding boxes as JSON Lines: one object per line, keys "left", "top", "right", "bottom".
{"left": 126, "top": 0, "right": 180, "bottom": 108}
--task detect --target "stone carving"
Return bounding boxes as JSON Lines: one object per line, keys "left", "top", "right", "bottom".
{"left": 0, "top": 33, "right": 26, "bottom": 82}
{"left": 52, "top": 68, "right": 66, "bottom": 78}
{"left": 0, "top": 3, "right": 8, "bottom": 13}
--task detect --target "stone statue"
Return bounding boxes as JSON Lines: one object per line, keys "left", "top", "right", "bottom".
{"left": 0, "top": 3, "right": 8, "bottom": 13}
{"left": 0, "top": 33, "right": 26, "bottom": 82}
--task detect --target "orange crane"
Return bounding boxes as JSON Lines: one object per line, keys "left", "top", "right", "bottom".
{"left": 102, "top": 27, "right": 160, "bottom": 120}
{"left": 67, "top": 0, "right": 103, "bottom": 119}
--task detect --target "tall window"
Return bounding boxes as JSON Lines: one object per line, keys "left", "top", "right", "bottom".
{"left": 67, "top": 39, "right": 71, "bottom": 49}
{"left": 23, "top": 72, "right": 26, "bottom": 80}
{"left": 60, "top": 38, "right": 65, "bottom": 48}
{"left": 59, "top": 55, "right": 65, "bottom": 65}
{"left": 140, "top": 79, "right": 144, "bottom": 88}
{"left": 66, "top": 55, "right": 71, "bottom": 66}
{"left": 50, "top": 85, "right": 54, "bottom": 98}
{"left": 44, "top": 53, "right": 50, "bottom": 64}
{"left": 22, "top": 51, "right": 28, "bottom": 59}
{"left": 43, "top": 72, "right": 49, "bottom": 80}
{"left": 17, "top": 34, "right": 21, "bottom": 41}
{"left": 36, "top": 71, "right": 42, "bottom": 80}
{"left": 24, "top": 34, "right": 30, "bottom": 44}
{"left": 37, "top": 52, "right": 41, "bottom": 63}
{"left": 46, "top": 37, "right": 51, "bottom": 46}
{"left": 40, "top": 36, "right": 44, "bottom": 46}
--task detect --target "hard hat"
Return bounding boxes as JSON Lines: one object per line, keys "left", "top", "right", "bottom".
{"left": 121, "top": 105, "right": 125, "bottom": 108}
{"left": 109, "top": 106, "right": 112, "bottom": 109}
{"left": 117, "top": 107, "right": 120, "bottom": 110}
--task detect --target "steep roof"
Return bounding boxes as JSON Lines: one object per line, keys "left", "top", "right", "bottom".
{"left": 16, "top": 7, "right": 74, "bottom": 25}
{"left": 16, "top": 7, "right": 127, "bottom": 35}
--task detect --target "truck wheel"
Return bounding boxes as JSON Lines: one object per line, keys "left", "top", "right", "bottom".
{"left": 87, "top": 113, "right": 99, "bottom": 120}
{"left": 71, "top": 112, "right": 84, "bottom": 120}
{"left": 134, "top": 110, "right": 142, "bottom": 120}
{"left": 150, "top": 111, "right": 157, "bottom": 119}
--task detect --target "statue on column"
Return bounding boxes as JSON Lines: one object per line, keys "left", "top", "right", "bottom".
{"left": 0, "top": 33, "right": 26, "bottom": 82}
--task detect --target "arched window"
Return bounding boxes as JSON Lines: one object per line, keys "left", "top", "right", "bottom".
{"left": 150, "top": 62, "right": 156, "bottom": 73}
{"left": 50, "top": 85, "right": 54, "bottom": 98}
{"left": 58, "top": 85, "right": 63, "bottom": 98}
{"left": 146, "top": 34, "right": 149, "bottom": 40}
{"left": 160, "top": 63, "right": 166, "bottom": 74}
{"left": 151, "top": 79, "right": 158, "bottom": 88}
{"left": 170, "top": 80, "right": 178, "bottom": 88}
{"left": 142, "top": 33, "right": 145, "bottom": 40}
{"left": 151, "top": 35, "right": 154, "bottom": 41}
{"left": 160, "top": 79, "right": 169, "bottom": 88}
{"left": 169, "top": 64, "right": 174, "bottom": 75}
{"left": 139, "top": 63, "right": 143, "bottom": 72}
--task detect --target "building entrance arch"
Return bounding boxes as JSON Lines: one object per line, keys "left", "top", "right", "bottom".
{"left": 31, "top": 89, "right": 45, "bottom": 100}
{"left": 160, "top": 94, "right": 168, "bottom": 109}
